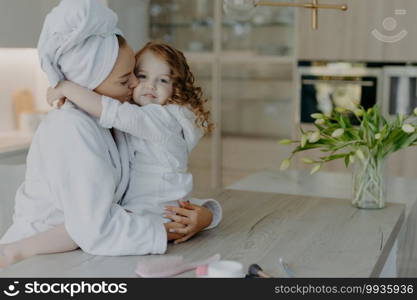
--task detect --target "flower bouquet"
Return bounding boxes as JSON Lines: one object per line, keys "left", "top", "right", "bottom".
{"left": 280, "top": 105, "right": 417, "bottom": 209}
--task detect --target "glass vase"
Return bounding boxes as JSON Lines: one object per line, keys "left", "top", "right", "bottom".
{"left": 352, "top": 149, "right": 386, "bottom": 209}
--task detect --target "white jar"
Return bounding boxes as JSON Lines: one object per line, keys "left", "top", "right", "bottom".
{"left": 207, "top": 260, "right": 245, "bottom": 278}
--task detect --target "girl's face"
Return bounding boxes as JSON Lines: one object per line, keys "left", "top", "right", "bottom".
{"left": 133, "top": 50, "right": 173, "bottom": 106}
{"left": 95, "top": 44, "right": 139, "bottom": 103}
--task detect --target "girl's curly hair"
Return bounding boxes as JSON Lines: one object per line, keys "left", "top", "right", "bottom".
{"left": 135, "top": 41, "right": 214, "bottom": 134}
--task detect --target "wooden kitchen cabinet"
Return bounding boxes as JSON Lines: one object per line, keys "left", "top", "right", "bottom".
{"left": 297, "top": 0, "right": 417, "bottom": 62}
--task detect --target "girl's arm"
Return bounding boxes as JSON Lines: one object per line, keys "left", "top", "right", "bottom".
{"left": 48, "top": 81, "right": 173, "bottom": 143}
{"left": 99, "top": 97, "right": 177, "bottom": 143}
{"left": 47, "top": 81, "right": 102, "bottom": 118}
{"left": 0, "top": 224, "right": 78, "bottom": 268}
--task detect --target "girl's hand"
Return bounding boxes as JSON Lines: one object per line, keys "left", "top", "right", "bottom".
{"left": 47, "top": 83, "right": 66, "bottom": 108}
{"left": 164, "top": 222, "right": 186, "bottom": 241}
{"left": 164, "top": 201, "right": 213, "bottom": 244}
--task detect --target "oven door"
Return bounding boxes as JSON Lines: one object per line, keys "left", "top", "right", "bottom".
{"left": 383, "top": 66, "right": 417, "bottom": 117}
{"left": 300, "top": 74, "right": 379, "bottom": 123}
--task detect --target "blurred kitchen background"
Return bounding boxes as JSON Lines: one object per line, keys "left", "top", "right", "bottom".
{"left": 2, "top": 0, "right": 417, "bottom": 191}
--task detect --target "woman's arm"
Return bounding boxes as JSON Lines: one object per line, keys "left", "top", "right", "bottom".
{"left": 0, "top": 221, "right": 184, "bottom": 268}
{"left": 0, "top": 224, "right": 78, "bottom": 268}
{"left": 47, "top": 81, "right": 102, "bottom": 118}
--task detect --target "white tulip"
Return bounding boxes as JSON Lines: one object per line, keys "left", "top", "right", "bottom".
{"left": 301, "top": 135, "right": 307, "bottom": 148}
{"left": 279, "top": 139, "right": 293, "bottom": 145}
{"left": 308, "top": 131, "right": 321, "bottom": 143}
{"left": 399, "top": 114, "right": 405, "bottom": 124}
{"left": 315, "top": 119, "right": 325, "bottom": 126}
{"left": 356, "top": 149, "right": 365, "bottom": 160}
{"left": 354, "top": 109, "right": 363, "bottom": 117}
{"left": 375, "top": 133, "right": 381, "bottom": 140}
{"left": 280, "top": 159, "right": 291, "bottom": 171}
{"left": 310, "top": 164, "right": 321, "bottom": 175}
{"left": 311, "top": 113, "right": 324, "bottom": 119}
{"left": 331, "top": 128, "right": 344, "bottom": 138}
{"left": 402, "top": 124, "right": 415, "bottom": 134}
{"left": 302, "top": 157, "right": 315, "bottom": 164}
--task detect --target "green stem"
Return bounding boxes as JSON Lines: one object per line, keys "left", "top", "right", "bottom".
{"left": 352, "top": 153, "right": 385, "bottom": 208}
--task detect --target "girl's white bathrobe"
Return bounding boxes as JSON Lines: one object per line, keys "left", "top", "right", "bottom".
{"left": 100, "top": 97, "right": 222, "bottom": 228}
{"left": 0, "top": 102, "right": 167, "bottom": 255}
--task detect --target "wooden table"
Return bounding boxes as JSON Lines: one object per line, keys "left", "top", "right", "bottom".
{"left": 0, "top": 189, "right": 404, "bottom": 278}
{"left": 228, "top": 168, "right": 417, "bottom": 277}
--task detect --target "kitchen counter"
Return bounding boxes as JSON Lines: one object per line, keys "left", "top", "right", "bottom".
{"left": 0, "top": 131, "right": 31, "bottom": 152}
{"left": 0, "top": 188, "right": 404, "bottom": 278}
{"left": 228, "top": 168, "right": 417, "bottom": 277}
{"left": 0, "top": 131, "right": 31, "bottom": 164}
{"left": 0, "top": 164, "right": 26, "bottom": 239}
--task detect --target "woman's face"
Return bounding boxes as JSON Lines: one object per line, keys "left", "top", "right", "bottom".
{"left": 94, "top": 44, "right": 139, "bottom": 102}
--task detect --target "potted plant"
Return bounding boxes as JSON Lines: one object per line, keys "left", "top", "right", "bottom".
{"left": 280, "top": 105, "right": 417, "bottom": 209}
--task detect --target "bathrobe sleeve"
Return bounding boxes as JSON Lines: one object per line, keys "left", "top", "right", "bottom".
{"left": 188, "top": 198, "right": 223, "bottom": 230}
{"left": 41, "top": 110, "right": 167, "bottom": 255}
{"left": 100, "top": 96, "right": 177, "bottom": 143}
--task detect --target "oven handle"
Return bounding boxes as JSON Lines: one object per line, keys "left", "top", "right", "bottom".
{"left": 302, "top": 79, "right": 374, "bottom": 87}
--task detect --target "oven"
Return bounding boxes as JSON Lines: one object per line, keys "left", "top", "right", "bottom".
{"left": 382, "top": 66, "right": 417, "bottom": 117}
{"left": 298, "top": 63, "right": 383, "bottom": 124}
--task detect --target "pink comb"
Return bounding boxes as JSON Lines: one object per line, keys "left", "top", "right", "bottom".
{"left": 195, "top": 264, "right": 209, "bottom": 277}
{"left": 135, "top": 253, "right": 221, "bottom": 278}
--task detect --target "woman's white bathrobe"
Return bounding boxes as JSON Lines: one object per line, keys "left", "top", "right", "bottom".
{"left": 0, "top": 102, "right": 167, "bottom": 255}
{"left": 100, "top": 97, "right": 222, "bottom": 228}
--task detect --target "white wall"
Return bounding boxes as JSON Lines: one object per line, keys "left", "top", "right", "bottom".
{"left": 0, "top": 0, "right": 60, "bottom": 48}
{"left": 108, "top": 0, "right": 150, "bottom": 52}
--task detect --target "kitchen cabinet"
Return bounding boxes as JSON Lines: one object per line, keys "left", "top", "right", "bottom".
{"left": 0, "top": 0, "right": 59, "bottom": 48}
{"left": 149, "top": 0, "right": 297, "bottom": 188}
{"left": 297, "top": 0, "right": 417, "bottom": 62}
{"left": 149, "top": 0, "right": 296, "bottom": 138}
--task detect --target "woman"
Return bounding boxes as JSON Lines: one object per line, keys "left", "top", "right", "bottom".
{"left": 0, "top": 0, "right": 198, "bottom": 259}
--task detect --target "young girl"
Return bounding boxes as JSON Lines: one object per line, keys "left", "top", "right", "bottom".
{"left": 0, "top": 41, "right": 222, "bottom": 268}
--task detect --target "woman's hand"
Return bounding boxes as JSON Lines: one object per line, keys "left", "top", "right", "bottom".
{"left": 46, "top": 82, "right": 66, "bottom": 108}
{"left": 164, "top": 201, "right": 213, "bottom": 244}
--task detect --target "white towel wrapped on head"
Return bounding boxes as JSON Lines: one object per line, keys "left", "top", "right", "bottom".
{"left": 38, "top": 0, "right": 123, "bottom": 89}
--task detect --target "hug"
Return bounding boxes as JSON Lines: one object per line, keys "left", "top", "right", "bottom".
{"left": 0, "top": 0, "right": 222, "bottom": 268}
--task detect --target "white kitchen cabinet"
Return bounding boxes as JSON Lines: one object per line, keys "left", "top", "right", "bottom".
{"left": 0, "top": 0, "right": 59, "bottom": 48}
{"left": 298, "top": 0, "right": 417, "bottom": 62}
